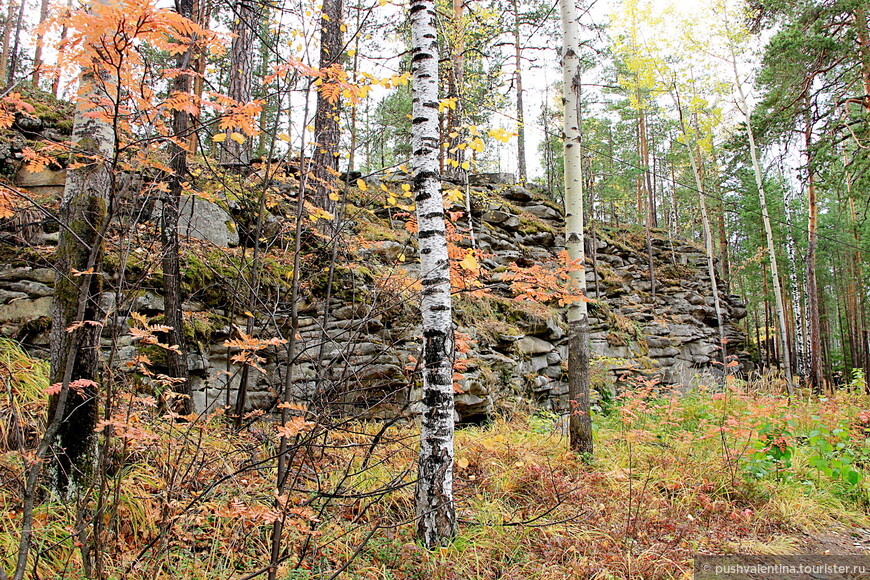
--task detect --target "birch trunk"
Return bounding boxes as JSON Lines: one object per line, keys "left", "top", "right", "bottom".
{"left": 561, "top": 0, "right": 592, "bottom": 455}
{"left": 783, "top": 197, "right": 806, "bottom": 377}
{"left": 410, "top": 0, "right": 456, "bottom": 549}
{"left": 674, "top": 93, "right": 728, "bottom": 374}
{"left": 731, "top": 56, "right": 793, "bottom": 394}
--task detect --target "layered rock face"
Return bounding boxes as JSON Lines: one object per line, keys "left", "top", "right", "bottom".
{"left": 0, "top": 171, "right": 747, "bottom": 422}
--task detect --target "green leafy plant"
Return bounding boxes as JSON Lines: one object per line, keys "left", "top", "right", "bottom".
{"left": 743, "top": 419, "right": 794, "bottom": 481}
{"left": 806, "top": 421, "right": 863, "bottom": 487}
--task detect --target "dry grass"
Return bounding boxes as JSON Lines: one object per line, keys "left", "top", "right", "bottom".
{"left": 2, "top": 338, "right": 869, "bottom": 579}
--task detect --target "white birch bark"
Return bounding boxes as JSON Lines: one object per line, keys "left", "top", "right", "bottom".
{"left": 784, "top": 195, "right": 807, "bottom": 377}
{"left": 410, "top": 0, "right": 456, "bottom": 549}
{"left": 561, "top": 0, "right": 592, "bottom": 455}
{"left": 730, "top": 55, "right": 794, "bottom": 395}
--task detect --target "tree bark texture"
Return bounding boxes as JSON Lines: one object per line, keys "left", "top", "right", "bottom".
{"left": 561, "top": 0, "right": 592, "bottom": 456}
{"left": 805, "top": 115, "right": 824, "bottom": 391}
{"left": 0, "top": 1, "right": 14, "bottom": 84}
{"left": 410, "top": 0, "right": 456, "bottom": 548}
{"left": 160, "top": 0, "right": 196, "bottom": 415}
{"left": 48, "top": 67, "right": 116, "bottom": 492}
{"left": 6, "top": 0, "right": 23, "bottom": 83}
{"left": 312, "top": 0, "right": 343, "bottom": 215}
{"left": 219, "top": 0, "right": 256, "bottom": 168}
{"left": 31, "top": 0, "right": 49, "bottom": 86}
{"left": 732, "top": 62, "right": 793, "bottom": 394}
{"left": 513, "top": 0, "right": 526, "bottom": 182}
{"left": 410, "top": 0, "right": 456, "bottom": 549}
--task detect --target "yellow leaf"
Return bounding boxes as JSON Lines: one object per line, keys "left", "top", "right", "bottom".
{"left": 456, "top": 457, "right": 469, "bottom": 469}
{"left": 398, "top": 253, "right": 406, "bottom": 262}
{"left": 357, "top": 179, "right": 368, "bottom": 191}
{"left": 328, "top": 192, "right": 340, "bottom": 201}
{"left": 444, "top": 188, "right": 464, "bottom": 203}
{"left": 212, "top": 133, "right": 227, "bottom": 142}
{"left": 277, "top": 132, "right": 291, "bottom": 142}
{"left": 461, "top": 161, "right": 470, "bottom": 170}
{"left": 401, "top": 183, "right": 411, "bottom": 192}
{"left": 459, "top": 252, "right": 479, "bottom": 272}
{"left": 387, "top": 196, "right": 397, "bottom": 205}
{"left": 379, "top": 0, "right": 387, "bottom": 5}
{"left": 230, "top": 132, "right": 246, "bottom": 144}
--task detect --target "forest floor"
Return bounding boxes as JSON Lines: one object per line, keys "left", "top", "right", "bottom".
{"left": 2, "top": 340, "right": 870, "bottom": 579}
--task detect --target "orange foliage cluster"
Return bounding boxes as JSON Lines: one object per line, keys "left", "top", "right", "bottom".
{"left": 504, "top": 250, "right": 589, "bottom": 307}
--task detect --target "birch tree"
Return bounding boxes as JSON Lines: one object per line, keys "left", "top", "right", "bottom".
{"left": 717, "top": 10, "right": 794, "bottom": 394}
{"left": 561, "top": 0, "right": 592, "bottom": 455}
{"left": 410, "top": 0, "right": 456, "bottom": 549}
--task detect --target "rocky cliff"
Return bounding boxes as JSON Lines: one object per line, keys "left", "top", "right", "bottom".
{"left": 0, "top": 158, "right": 747, "bottom": 421}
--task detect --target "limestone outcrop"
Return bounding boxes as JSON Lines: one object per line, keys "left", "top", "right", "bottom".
{"left": 0, "top": 168, "right": 747, "bottom": 422}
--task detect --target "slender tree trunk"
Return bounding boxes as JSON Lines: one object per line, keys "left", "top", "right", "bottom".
{"left": 312, "top": 0, "right": 343, "bottom": 215}
{"left": 512, "top": 0, "right": 526, "bottom": 182}
{"left": 731, "top": 61, "right": 793, "bottom": 394}
{"left": 6, "top": 0, "right": 23, "bottom": 83}
{"left": 410, "top": 0, "right": 456, "bottom": 549}
{"left": 762, "top": 262, "right": 772, "bottom": 370}
{"left": 31, "top": 0, "right": 49, "bottom": 86}
{"left": 784, "top": 195, "right": 806, "bottom": 378}
{"left": 0, "top": 1, "right": 14, "bottom": 84}
{"left": 669, "top": 159, "right": 679, "bottom": 237}
{"left": 804, "top": 110, "right": 824, "bottom": 392}
{"left": 188, "top": 0, "right": 212, "bottom": 155}
{"left": 638, "top": 106, "right": 655, "bottom": 299}
{"left": 675, "top": 92, "right": 728, "bottom": 375}
{"left": 160, "top": 0, "right": 196, "bottom": 415}
{"left": 854, "top": 6, "right": 870, "bottom": 110}
{"left": 561, "top": 0, "right": 592, "bottom": 456}
{"left": 219, "top": 0, "right": 256, "bottom": 169}
{"left": 443, "top": 0, "right": 464, "bottom": 180}
{"left": 848, "top": 195, "right": 867, "bottom": 379}
{"left": 52, "top": 0, "right": 73, "bottom": 98}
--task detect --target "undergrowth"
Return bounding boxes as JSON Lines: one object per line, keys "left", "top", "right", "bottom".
{"left": 2, "top": 338, "right": 869, "bottom": 579}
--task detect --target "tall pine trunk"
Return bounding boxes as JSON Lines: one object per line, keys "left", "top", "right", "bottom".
{"left": 804, "top": 110, "right": 824, "bottom": 391}
{"left": 561, "top": 0, "right": 592, "bottom": 455}
{"left": 312, "top": 0, "right": 343, "bottom": 215}
{"left": 31, "top": 0, "right": 49, "bottom": 85}
{"left": 410, "top": 0, "right": 456, "bottom": 549}
{"left": 160, "top": 0, "right": 196, "bottom": 415}
{"left": 219, "top": 0, "right": 256, "bottom": 169}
